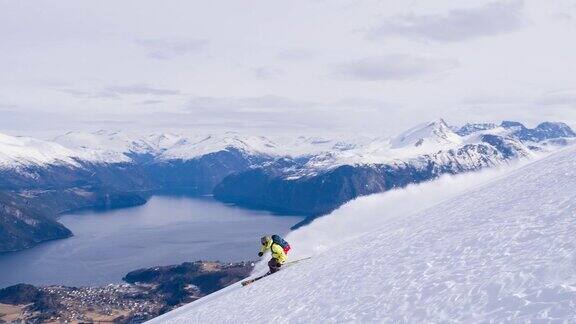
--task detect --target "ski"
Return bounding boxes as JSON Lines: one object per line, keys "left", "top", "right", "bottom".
{"left": 241, "top": 272, "right": 270, "bottom": 286}
{"left": 240, "top": 257, "right": 312, "bottom": 287}
{"left": 285, "top": 256, "right": 311, "bottom": 265}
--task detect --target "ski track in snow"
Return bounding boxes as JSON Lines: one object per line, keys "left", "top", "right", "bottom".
{"left": 150, "top": 145, "right": 576, "bottom": 323}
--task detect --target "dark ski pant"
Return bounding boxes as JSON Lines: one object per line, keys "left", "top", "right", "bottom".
{"left": 268, "top": 258, "right": 281, "bottom": 274}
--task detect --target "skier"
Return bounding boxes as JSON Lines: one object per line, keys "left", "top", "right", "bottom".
{"left": 258, "top": 235, "right": 290, "bottom": 274}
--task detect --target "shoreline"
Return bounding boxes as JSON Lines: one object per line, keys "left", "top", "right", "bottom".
{"left": 0, "top": 260, "right": 254, "bottom": 323}
{"left": 0, "top": 195, "right": 302, "bottom": 289}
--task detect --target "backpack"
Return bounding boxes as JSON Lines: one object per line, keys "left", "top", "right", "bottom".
{"left": 271, "top": 234, "right": 291, "bottom": 254}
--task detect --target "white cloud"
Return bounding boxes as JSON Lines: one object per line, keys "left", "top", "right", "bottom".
{"left": 187, "top": 95, "right": 315, "bottom": 111}
{"left": 135, "top": 39, "right": 208, "bottom": 60}
{"left": 536, "top": 89, "right": 576, "bottom": 107}
{"left": 334, "top": 55, "right": 458, "bottom": 81}
{"left": 61, "top": 84, "right": 182, "bottom": 99}
{"left": 251, "top": 66, "right": 284, "bottom": 80}
{"left": 104, "top": 84, "right": 182, "bottom": 96}
{"left": 370, "top": 1, "right": 525, "bottom": 42}
{"left": 277, "top": 48, "right": 317, "bottom": 61}
{"left": 140, "top": 99, "right": 165, "bottom": 105}
{"left": 60, "top": 88, "right": 121, "bottom": 99}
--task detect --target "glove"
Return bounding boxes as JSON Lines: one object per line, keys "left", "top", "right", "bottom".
{"left": 258, "top": 252, "right": 263, "bottom": 257}
{"left": 276, "top": 261, "right": 282, "bottom": 267}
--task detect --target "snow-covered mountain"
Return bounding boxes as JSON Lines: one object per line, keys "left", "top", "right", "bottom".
{"left": 390, "top": 118, "right": 462, "bottom": 152}
{"left": 212, "top": 120, "right": 574, "bottom": 220}
{"left": 0, "top": 120, "right": 574, "bottom": 253}
{"left": 53, "top": 131, "right": 277, "bottom": 162}
{"left": 151, "top": 139, "right": 576, "bottom": 323}
{"left": 0, "top": 133, "right": 82, "bottom": 168}
{"left": 3, "top": 119, "right": 574, "bottom": 171}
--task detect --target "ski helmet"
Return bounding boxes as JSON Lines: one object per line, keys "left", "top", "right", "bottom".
{"left": 261, "top": 235, "right": 271, "bottom": 245}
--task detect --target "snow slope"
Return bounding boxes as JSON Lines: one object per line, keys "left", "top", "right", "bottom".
{"left": 151, "top": 144, "right": 576, "bottom": 323}
{"left": 0, "top": 132, "right": 81, "bottom": 168}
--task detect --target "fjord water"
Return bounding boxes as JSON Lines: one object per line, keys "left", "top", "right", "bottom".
{"left": 0, "top": 196, "right": 303, "bottom": 288}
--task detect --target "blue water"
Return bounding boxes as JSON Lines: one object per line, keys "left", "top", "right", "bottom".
{"left": 0, "top": 196, "right": 303, "bottom": 288}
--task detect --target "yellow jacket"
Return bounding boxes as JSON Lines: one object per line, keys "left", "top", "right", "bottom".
{"left": 260, "top": 240, "right": 287, "bottom": 264}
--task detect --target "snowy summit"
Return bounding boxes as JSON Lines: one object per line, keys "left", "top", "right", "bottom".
{"left": 391, "top": 118, "right": 462, "bottom": 149}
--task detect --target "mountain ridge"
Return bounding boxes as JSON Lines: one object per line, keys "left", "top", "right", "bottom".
{"left": 0, "top": 119, "right": 574, "bottom": 252}
{"left": 213, "top": 120, "right": 569, "bottom": 224}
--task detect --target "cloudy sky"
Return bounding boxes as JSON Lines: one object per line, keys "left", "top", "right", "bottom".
{"left": 1, "top": 0, "right": 575, "bottom": 137}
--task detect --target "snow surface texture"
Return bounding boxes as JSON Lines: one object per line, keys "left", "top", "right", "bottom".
{"left": 151, "top": 145, "right": 576, "bottom": 323}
